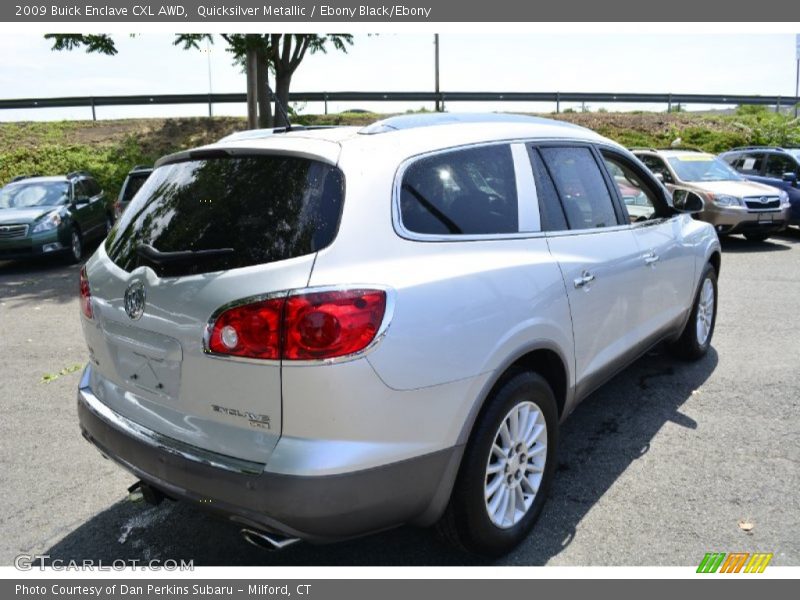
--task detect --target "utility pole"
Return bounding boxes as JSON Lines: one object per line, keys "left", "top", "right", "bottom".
{"left": 205, "top": 38, "right": 213, "bottom": 118}
{"left": 795, "top": 34, "right": 800, "bottom": 118}
{"left": 795, "top": 54, "right": 799, "bottom": 118}
{"left": 434, "top": 34, "right": 441, "bottom": 112}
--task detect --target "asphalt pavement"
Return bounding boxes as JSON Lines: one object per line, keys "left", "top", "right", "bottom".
{"left": 1, "top": 231, "right": 798, "bottom": 566}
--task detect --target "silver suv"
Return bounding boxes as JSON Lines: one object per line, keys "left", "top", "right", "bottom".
{"left": 77, "top": 114, "right": 721, "bottom": 557}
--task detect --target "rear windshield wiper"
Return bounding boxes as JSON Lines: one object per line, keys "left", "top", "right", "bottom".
{"left": 136, "top": 243, "right": 235, "bottom": 264}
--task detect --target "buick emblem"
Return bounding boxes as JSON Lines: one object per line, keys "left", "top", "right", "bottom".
{"left": 124, "top": 282, "right": 146, "bottom": 320}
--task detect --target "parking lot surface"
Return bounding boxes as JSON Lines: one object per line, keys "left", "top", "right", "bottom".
{"left": 1, "top": 231, "right": 798, "bottom": 566}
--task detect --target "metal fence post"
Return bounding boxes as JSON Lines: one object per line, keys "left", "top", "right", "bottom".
{"left": 556, "top": 92, "right": 560, "bottom": 114}
{"left": 90, "top": 97, "right": 96, "bottom": 121}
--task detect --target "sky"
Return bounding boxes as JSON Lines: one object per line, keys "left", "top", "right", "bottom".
{"left": 0, "top": 32, "right": 798, "bottom": 120}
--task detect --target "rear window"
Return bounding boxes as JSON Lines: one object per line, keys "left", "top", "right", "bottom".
{"left": 106, "top": 155, "right": 344, "bottom": 277}
{"left": 399, "top": 144, "right": 519, "bottom": 236}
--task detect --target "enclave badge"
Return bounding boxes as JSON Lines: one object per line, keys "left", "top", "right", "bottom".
{"left": 124, "top": 281, "right": 146, "bottom": 320}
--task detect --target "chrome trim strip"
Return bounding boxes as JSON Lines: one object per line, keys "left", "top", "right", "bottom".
{"left": 202, "top": 284, "right": 396, "bottom": 367}
{"left": 511, "top": 142, "right": 541, "bottom": 233}
{"left": 544, "top": 224, "right": 633, "bottom": 238}
{"left": 78, "top": 366, "right": 265, "bottom": 475}
{"left": 0, "top": 224, "right": 29, "bottom": 238}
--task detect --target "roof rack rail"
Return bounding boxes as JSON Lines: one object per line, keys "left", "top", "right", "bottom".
{"left": 359, "top": 112, "right": 588, "bottom": 135}
{"left": 656, "top": 146, "right": 704, "bottom": 152}
{"left": 9, "top": 174, "right": 41, "bottom": 182}
{"left": 66, "top": 170, "right": 91, "bottom": 180}
{"left": 130, "top": 164, "right": 152, "bottom": 171}
{"left": 218, "top": 125, "right": 341, "bottom": 143}
{"left": 727, "top": 146, "right": 786, "bottom": 152}
{"left": 628, "top": 147, "right": 658, "bottom": 152}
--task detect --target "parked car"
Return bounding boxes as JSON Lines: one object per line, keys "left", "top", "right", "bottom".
{"left": 718, "top": 146, "right": 800, "bottom": 226}
{"left": 77, "top": 114, "right": 721, "bottom": 557}
{"left": 632, "top": 148, "right": 791, "bottom": 242}
{"left": 114, "top": 165, "right": 153, "bottom": 219}
{"left": 0, "top": 172, "right": 112, "bottom": 263}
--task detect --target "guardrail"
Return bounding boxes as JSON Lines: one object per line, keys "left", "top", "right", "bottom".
{"left": 1, "top": 91, "right": 798, "bottom": 119}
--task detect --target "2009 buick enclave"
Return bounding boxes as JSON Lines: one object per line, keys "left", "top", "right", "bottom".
{"left": 76, "top": 113, "right": 720, "bottom": 556}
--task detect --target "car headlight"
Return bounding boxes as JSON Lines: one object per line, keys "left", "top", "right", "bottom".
{"left": 712, "top": 194, "right": 742, "bottom": 207}
{"left": 779, "top": 190, "right": 790, "bottom": 207}
{"left": 31, "top": 211, "right": 62, "bottom": 233}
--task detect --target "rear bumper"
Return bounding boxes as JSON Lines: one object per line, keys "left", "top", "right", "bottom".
{"left": 77, "top": 367, "right": 460, "bottom": 542}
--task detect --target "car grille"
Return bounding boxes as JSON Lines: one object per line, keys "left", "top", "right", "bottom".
{"left": 744, "top": 196, "right": 780, "bottom": 210}
{"left": 0, "top": 224, "right": 29, "bottom": 239}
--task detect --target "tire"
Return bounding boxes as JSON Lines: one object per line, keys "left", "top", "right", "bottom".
{"left": 743, "top": 232, "right": 769, "bottom": 242}
{"left": 669, "top": 262, "right": 717, "bottom": 361}
{"left": 67, "top": 227, "right": 83, "bottom": 264}
{"left": 437, "top": 371, "right": 558, "bottom": 557}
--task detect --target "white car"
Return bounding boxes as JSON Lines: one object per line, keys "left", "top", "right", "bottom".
{"left": 77, "top": 113, "right": 720, "bottom": 557}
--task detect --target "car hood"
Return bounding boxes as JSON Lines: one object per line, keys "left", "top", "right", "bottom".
{"left": 0, "top": 207, "right": 54, "bottom": 225}
{"left": 687, "top": 180, "right": 781, "bottom": 198}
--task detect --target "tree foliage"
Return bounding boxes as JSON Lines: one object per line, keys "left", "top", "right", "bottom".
{"left": 45, "top": 33, "right": 354, "bottom": 127}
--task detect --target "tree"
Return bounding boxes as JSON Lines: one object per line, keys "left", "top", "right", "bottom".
{"left": 268, "top": 35, "right": 353, "bottom": 127}
{"left": 44, "top": 33, "right": 354, "bottom": 128}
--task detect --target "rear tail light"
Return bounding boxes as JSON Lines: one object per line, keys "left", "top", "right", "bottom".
{"left": 113, "top": 201, "right": 122, "bottom": 219}
{"left": 207, "top": 297, "right": 284, "bottom": 360}
{"left": 206, "top": 289, "right": 388, "bottom": 361}
{"left": 79, "top": 266, "right": 93, "bottom": 319}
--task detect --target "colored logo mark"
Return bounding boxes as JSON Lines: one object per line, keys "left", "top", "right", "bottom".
{"left": 697, "top": 552, "right": 773, "bottom": 573}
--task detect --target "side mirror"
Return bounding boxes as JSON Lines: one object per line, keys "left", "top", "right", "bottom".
{"left": 654, "top": 172, "right": 664, "bottom": 183}
{"left": 782, "top": 172, "right": 798, "bottom": 186}
{"left": 672, "top": 189, "right": 705, "bottom": 213}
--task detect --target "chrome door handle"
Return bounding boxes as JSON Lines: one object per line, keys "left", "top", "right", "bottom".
{"left": 573, "top": 271, "right": 595, "bottom": 288}
{"left": 643, "top": 251, "right": 660, "bottom": 265}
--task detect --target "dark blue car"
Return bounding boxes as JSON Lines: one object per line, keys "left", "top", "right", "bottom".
{"left": 720, "top": 146, "right": 800, "bottom": 225}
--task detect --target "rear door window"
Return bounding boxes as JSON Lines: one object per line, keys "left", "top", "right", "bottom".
{"left": 764, "top": 154, "right": 797, "bottom": 179}
{"left": 106, "top": 155, "right": 345, "bottom": 277}
{"left": 121, "top": 173, "right": 150, "bottom": 203}
{"left": 85, "top": 178, "right": 102, "bottom": 197}
{"left": 399, "top": 144, "right": 519, "bottom": 235}
{"left": 733, "top": 153, "right": 765, "bottom": 175}
{"left": 539, "top": 146, "right": 621, "bottom": 230}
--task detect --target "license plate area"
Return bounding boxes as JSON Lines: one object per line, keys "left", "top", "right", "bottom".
{"left": 113, "top": 347, "right": 181, "bottom": 399}
{"left": 102, "top": 321, "right": 183, "bottom": 400}
{"left": 758, "top": 213, "right": 773, "bottom": 223}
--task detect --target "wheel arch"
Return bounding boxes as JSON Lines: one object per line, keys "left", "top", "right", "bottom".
{"left": 414, "top": 342, "right": 571, "bottom": 528}
{"left": 457, "top": 343, "right": 572, "bottom": 447}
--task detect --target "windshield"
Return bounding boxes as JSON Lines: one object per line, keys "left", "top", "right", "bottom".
{"left": 667, "top": 155, "right": 743, "bottom": 182}
{"left": 0, "top": 182, "right": 69, "bottom": 209}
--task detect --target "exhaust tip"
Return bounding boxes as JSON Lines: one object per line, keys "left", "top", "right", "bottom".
{"left": 241, "top": 528, "right": 301, "bottom": 551}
